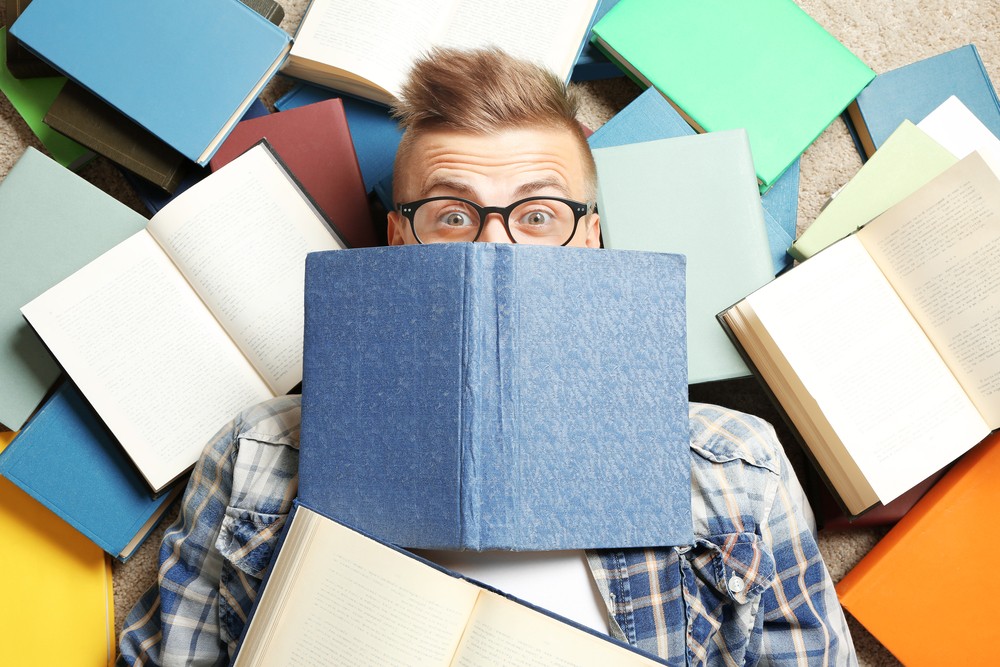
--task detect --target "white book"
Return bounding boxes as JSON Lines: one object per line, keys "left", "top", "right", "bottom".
{"left": 918, "top": 94, "right": 1000, "bottom": 172}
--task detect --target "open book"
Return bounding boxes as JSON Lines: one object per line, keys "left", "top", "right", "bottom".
{"left": 232, "top": 503, "right": 665, "bottom": 666}
{"left": 282, "top": 0, "right": 599, "bottom": 105}
{"left": 719, "top": 151, "right": 1000, "bottom": 516}
{"left": 21, "top": 143, "right": 347, "bottom": 493}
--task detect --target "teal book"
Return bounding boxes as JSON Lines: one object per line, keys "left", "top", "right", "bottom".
{"left": 846, "top": 44, "right": 1000, "bottom": 160}
{"left": 593, "top": 130, "right": 775, "bottom": 384}
{"left": 591, "top": 0, "right": 875, "bottom": 191}
{"left": 0, "top": 382, "right": 182, "bottom": 561}
{"left": 0, "top": 147, "right": 147, "bottom": 431}
{"left": 10, "top": 0, "right": 291, "bottom": 165}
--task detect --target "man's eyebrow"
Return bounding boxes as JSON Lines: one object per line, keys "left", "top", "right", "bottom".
{"left": 513, "top": 179, "right": 572, "bottom": 199}
{"left": 422, "top": 178, "right": 476, "bottom": 198}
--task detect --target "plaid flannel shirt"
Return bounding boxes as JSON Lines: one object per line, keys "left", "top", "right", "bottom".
{"left": 118, "top": 395, "right": 855, "bottom": 666}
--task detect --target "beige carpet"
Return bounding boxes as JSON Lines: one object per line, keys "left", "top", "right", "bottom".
{"left": 2, "top": 2, "right": 997, "bottom": 664}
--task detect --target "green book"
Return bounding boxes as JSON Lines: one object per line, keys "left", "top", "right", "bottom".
{"left": 0, "top": 147, "right": 147, "bottom": 430}
{"left": 593, "top": 129, "right": 774, "bottom": 384}
{"left": 0, "top": 28, "right": 92, "bottom": 170}
{"left": 790, "top": 121, "right": 957, "bottom": 260}
{"left": 591, "top": 0, "right": 875, "bottom": 192}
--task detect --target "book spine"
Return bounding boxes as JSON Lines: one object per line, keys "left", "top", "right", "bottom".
{"left": 459, "top": 244, "right": 481, "bottom": 549}
{"left": 970, "top": 44, "right": 1000, "bottom": 116}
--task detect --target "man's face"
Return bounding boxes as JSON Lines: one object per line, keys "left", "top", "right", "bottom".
{"left": 387, "top": 126, "right": 600, "bottom": 247}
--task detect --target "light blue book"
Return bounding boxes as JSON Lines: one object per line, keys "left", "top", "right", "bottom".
{"left": 299, "top": 244, "right": 693, "bottom": 551}
{"left": 589, "top": 87, "right": 796, "bottom": 273}
{"left": 0, "top": 382, "right": 182, "bottom": 561}
{"left": 0, "top": 147, "right": 147, "bottom": 431}
{"left": 10, "top": 0, "right": 291, "bottom": 165}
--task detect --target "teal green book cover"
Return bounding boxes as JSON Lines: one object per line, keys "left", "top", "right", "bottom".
{"left": 592, "top": 0, "right": 875, "bottom": 191}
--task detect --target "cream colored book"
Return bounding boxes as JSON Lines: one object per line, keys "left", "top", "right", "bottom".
{"left": 232, "top": 504, "right": 664, "bottom": 666}
{"left": 720, "top": 151, "right": 1000, "bottom": 516}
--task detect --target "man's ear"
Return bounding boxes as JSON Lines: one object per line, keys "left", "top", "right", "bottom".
{"left": 585, "top": 213, "right": 601, "bottom": 248}
{"left": 386, "top": 210, "right": 407, "bottom": 246}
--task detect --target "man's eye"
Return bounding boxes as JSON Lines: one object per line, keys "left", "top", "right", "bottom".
{"left": 439, "top": 211, "right": 475, "bottom": 227}
{"left": 518, "top": 209, "right": 554, "bottom": 226}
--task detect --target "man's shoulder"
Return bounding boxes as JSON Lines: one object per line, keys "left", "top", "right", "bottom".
{"left": 232, "top": 394, "right": 303, "bottom": 451}
{"left": 687, "top": 402, "right": 781, "bottom": 476}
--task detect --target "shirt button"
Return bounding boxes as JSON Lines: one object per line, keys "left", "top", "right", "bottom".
{"left": 728, "top": 575, "right": 745, "bottom": 594}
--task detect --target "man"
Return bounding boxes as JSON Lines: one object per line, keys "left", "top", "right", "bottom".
{"left": 119, "top": 48, "right": 856, "bottom": 666}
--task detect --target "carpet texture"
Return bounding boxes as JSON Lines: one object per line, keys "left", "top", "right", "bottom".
{"left": 1, "top": 2, "right": 996, "bottom": 665}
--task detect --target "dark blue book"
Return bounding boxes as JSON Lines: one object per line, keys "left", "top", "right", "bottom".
{"left": 846, "top": 44, "right": 1000, "bottom": 160}
{"left": 299, "top": 244, "right": 692, "bottom": 551}
{"left": 570, "top": 0, "right": 625, "bottom": 82}
{"left": 0, "top": 382, "right": 182, "bottom": 561}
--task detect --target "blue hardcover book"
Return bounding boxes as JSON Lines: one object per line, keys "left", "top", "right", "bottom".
{"left": 10, "top": 0, "right": 291, "bottom": 165}
{"left": 570, "top": 0, "right": 624, "bottom": 82}
{"left": 300, "top": 244, "right": 692, "bottom": 551}
{"left": 588, "top": 87, "right": 796, "bottom": 274}
{"left": 274, "top": 83, "right": 403, "bottom": 193}
{"left": 846, "top": 44, "right": 1000, "bottom": 160}
{"left": 0, "top": 382, "right": 182, "bottom": 561}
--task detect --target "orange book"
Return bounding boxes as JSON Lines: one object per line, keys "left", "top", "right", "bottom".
{"left": 836, "top": 431, "right": 1000, "bottom": 665}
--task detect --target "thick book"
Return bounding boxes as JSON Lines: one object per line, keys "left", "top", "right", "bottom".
{"left": 282, "top": 0, "right": 599, "bottom": 105}
{"left": 0, "top": 431, "right": 115, "bottom": 666}
{"left": 210, "top": 99, "right": 377, "bottom": 248}
{"left": 0, "top": 382, "right": 182, "bottom": 561}
{"left": 0, "top": 147, "right": 147, "bottom": 431}
{"left": 845, "top": 44, "right": 1000, "bottom": 160}
{"left": 21, "top": 143, "right": 348, "bottom": 493}
{"left": 593, "top": 130, "right": 775, "bottom": 384}
{"left": 835, "top": 431, "right": 1000, "bottom": 665}
{"left": 9, "top": 0, "right": 292, "bottom": 165}
{"left": 232, "top": 502, "right": 666, "bottom": 665}
{"left": 718, "top": 152, "right": 1000, "bottom": 516}
{"left": 591, "top": 0, "right": 875, "bottom": 191}
{"left": 0, "top": 28, "right": 91, "bottom": 170}
{"left": 587, "top": 87, "right": 797, "bottom": 274}
{"left": 300, "top": 243, "right": 692, "bottom": 551}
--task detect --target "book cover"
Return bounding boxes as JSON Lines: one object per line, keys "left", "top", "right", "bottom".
{"left": 846, "top": 44, "right": 1000, "bottom": 160}
{"left": 570, "top": 0, "right": 623, "bottom": 82}
{"left": 591, "top": 0, "right": 875, "bottom": 191}
{"left": 836, "top": 431, "right": 1000, "bottom": 665}
{"left": 2, "top": 0, "right": 57, "bottom": 78}
{"left": 210, "top": 98, "right": 377, "bottom": 248}
{"left": 0, "top": 382, "right": 182, "bottom": 561}
{"left": 593, "top": 130, "right": 775, "bottom": 383}
{"left": 10, "top": 0, "right": 292, "bottom": 164}
{"left": 0, "top": 147, "right": 147, "bottom": 431}
{"left": 587, "top": 87, "right": 797, "bottom": 274}
{"left": 0, "top": 430, "right": 115, "bottom": 666}
{"left": 300, "top": 243, "right": 692, "bottom": 551}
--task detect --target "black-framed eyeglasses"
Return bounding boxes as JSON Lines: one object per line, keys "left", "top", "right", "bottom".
{"left": 396, "top": 196, "right": 594, "bottom": 245}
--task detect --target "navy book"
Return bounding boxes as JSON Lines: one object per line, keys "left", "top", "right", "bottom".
{"left": 300, "top": 244, "right": 693, "bottom": 551}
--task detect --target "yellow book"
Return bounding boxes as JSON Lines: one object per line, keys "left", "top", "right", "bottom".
{"left": 0, "top": 430, "right": 115, "bottom": 666}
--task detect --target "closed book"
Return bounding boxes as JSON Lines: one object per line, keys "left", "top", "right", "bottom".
{"left": 0, "top": 431, "right": 115, "bottom": 665}
{"left": 591, "top": 0, "right": 875, "bottom": 191}
{"left": 0, "top": 147, "right": 147, "bottom": 431}
{"left": 570, "top": 0, "right": 623, "bottom": 82}
{"left": 587, "top": 87, "right": 797, "bottom": 274}
{"left": 300, "top": 244, "right": 692, "bottom": 551}
{"left": 593, "top": 130, "right": 774, "bottom": 383}
{"left": 836, "top": 431, "right": 1000, "bottom": 665}
{"left": 10, "top": 0, "right": 292, "bottom": 165}
{"left": 210, "top": 99, "right": 376, "bottom": 248}
{"left": 2, "top": 0, "right": 56, "bottom": 78}
{"left": 0, "top": 382, "right": 182, "bottom": 561}
{"left": 846, "top": 44, "right": 1000, "bottom": 160}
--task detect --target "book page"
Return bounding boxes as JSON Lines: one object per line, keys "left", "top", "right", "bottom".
{"left": 20, "top": 232, "right": 273, "bottom": 492}
{"left": 859, "top": 152, "right": 1000, "bottom": 426}
{"left": 148, "top": 145, "right": 345, "bottom": 395}
{"left": 235, "top": 507, "right": 479, "bottom": 666}
{"left": 746, "top": 236, "right": 989, "bottom": 504}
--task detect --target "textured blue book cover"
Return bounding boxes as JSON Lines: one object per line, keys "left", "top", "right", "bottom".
{"left": 0, "top": 382, "right": 179, "bottom": 561}
{"left": 850, "top": 44, "right": 1000, "bottom": 158}
{"left": 300, "top": 244, "right": 692, "bottom": 551}
{"left": 10, "top": 0, "right": 291, "bottom": 164}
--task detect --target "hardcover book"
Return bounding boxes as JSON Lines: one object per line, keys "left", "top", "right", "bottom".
{"left": 2, "top": 0, "right": 56, "bottom": 78}
{"left": 210, "top": 99, "right": 377, "bottom": 248}
{"left": 0, "top": 382, "right": 182, "bottom": 561}
{"left": 0, "top": 147, "right": 146, "bottom": 431}
{"left": 593, "top": 130, "right": 775, "bottom": 383}
{"left": 719, "top": 152, "right": 1000, "bottom": 516}
{"left": 300, "top": 243, "right": 692, "bottom": 551}
{"left": 232, "top": 502, "right": 667, "bottom": 665}
{"left": 9, "top": 0, "right": 292, "bottom": 164}
{"left": 21, "top": 143, "right": 348, "bottom": 493}
{"left": 591, "top": 0, "right": 875, "bottom": 191}
{"left": 282, "top": 0, "right": 599, "bottom": 105}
